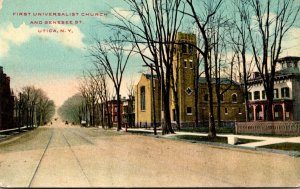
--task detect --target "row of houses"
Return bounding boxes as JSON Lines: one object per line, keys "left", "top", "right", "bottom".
{"left": 0, "top": 66, "right": 14, "bottom": 130}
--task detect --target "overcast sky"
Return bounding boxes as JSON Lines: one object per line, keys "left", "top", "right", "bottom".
{"left": 0, "top": 0, "right": 299, "bottom": 107}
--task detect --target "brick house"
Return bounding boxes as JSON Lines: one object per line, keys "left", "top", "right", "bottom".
{"left": 0, "top": 66, "right": 14, "bottom": 130}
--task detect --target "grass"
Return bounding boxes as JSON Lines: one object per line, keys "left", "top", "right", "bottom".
{"left": 236, "top": 138, "right": 261, "bottom": 145}
{"left": 127, "top": 130, "right": 261, "bottom": 145}
{"left": 126, "top": 130, "right": 157, "bottom": 135}
{"left": 179, "top": 127, "right": 234, "bottom": 134}
{"left": 174, "top": 135, "right": 228, "bottom": 143}
{"left": 259, "top": 143, "right": 300, "bottom": 152}
{"left": 174, "top": 135, "right": 261, "bottom": 145}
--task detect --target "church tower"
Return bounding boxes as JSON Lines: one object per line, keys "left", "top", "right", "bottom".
{"left": 171, "top": 32, "right": 197, "bottom": 127}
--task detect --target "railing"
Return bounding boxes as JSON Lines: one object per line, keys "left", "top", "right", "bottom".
{"left": 235, "top": 121, "right": 300, "bottom": 135}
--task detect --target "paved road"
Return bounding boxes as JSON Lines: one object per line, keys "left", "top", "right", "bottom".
{"left": 0, "top": 121, "right": 299, "bottom": 187}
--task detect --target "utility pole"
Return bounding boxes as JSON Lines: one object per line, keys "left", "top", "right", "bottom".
{"left": 150, "top": 65, "right": 157, "bottom": 135}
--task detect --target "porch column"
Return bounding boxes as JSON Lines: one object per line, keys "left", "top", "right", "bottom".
{"left": 253, "top": 105, "right": 257, "bottom": 121}
{"left": 282, "top": 103, "right": 286, "bottom": 121}
{"left": 261, "top": 104, "right": 265, "bottom": 121}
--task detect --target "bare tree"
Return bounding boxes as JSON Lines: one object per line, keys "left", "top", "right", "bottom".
{"left": 229, "top": 0, "right": 255, "bottom": 122}
{"left": 185, "top": 0, "right": 224, "bottom": 137}
{"left": 58, "top": 94, "right": 85, "bottom": 125}
{"left": 88, "top": 68, "right": 112, "bottom": 128}
{"left": 89, "top": 31, "right": 134, "bottom": 131}
{"left": 16, "top": 86, "right": 55, "bottom": 128}
{"left": 245, "top": 0, "right": 299, "bottom": 121}
{"left": 78, "top": 72, "right": 99, "bottom": 127}
{"left": 108, "top": 0, "right": 185, "bottom": 134}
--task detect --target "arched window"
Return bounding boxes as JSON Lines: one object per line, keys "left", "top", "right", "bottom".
{"left": 232, "top": 94, "right": 237, "bottom": 103}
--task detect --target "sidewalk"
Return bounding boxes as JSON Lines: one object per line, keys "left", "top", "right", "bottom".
{"left": 125, "top": 128, "right": 300, "bottom": 148}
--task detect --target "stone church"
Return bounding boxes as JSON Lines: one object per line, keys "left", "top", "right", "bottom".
{"left": 135, "top": 32, "right": 245, "bottom": 128}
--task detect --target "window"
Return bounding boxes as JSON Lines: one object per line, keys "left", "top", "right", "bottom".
{"left": 248, "top": 92, "right": 252, "bottom": 101}
{"left": 281, "top": 87, "right": 290, "bottom": 98}
{"left": 273, "top": 89, "right": 279, "bottom": 98}
{"left": 185, "top": 87, "right": 193, "bottom": 95}
{"left": 114, "top": 115, "right": 118, "bottom": 122}
{"left": 262, "top": 90, "right": 266, "bottom": 100}
{"left": 225, "top": 108, "right": 228, "bottom": 114}
{"left": 254, "top": 91, "right": 260, "bottom": 100}
{"left": 188, "top": 44, "right": 193, "bottom": 53}
{"left": 187, "top": 107, "right": 192, "bottom": 115}
{"left": 220, "top": 94, "right": 224, "bottom": 102}
{"left": 204, "top": 94, "right": 208, "bottom": 101}
{"left": 182, "top": 44, "right": 188, "bottom": 54}
{"left": 184, "top": 59, "right": 187, "bottom": 68}
{"left": 238, "top": 108, "right": 242, "bottom": 114}
{"left": 189, "top": 60, "right": 193, "bottom": 69}
{"left": 232, "top": 94, "right": 237, "bottom": 103}
{"left": 140, "top": 86, "right": 146, "bottom": 111}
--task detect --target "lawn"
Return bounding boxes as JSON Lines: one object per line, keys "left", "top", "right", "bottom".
{"left": 259, "top": 143, "right": 300, "bottom": 152}
{"left": 127, "top": 130, "right": 261, "bottom": 145}
{"left": 179, "top": 127, "right": 234, "bottom": 134}
{"left": 175, "top": 135, "right": 228, "bottom": 143}
{"left": 126, "top": 130, "right": 157, "bottom": 135}
{"left": 174, "top": 135, "right": 261, "bottom": 145}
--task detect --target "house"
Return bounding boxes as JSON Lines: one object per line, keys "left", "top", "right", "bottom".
{"left": 0, "top": 66, "right": 14, "bottom": 130}
{"left": 247, "top": 56, "right": 300, "bottom": 121}
{"left": 122, "top": 95, "right": 135, "bottom": 128}
{"left": 97, "top": 96, "right": 135, "bottom": 128}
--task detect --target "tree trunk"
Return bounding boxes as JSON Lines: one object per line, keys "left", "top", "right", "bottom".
{"left": 162, "top": 73, "right": 175, "bottom": 135}
{"left": 116, "top": 89, "right": 122, "bottom": 131}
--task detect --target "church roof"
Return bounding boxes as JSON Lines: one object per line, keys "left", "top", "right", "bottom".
{"left": 143, "top": 73, "right": 158, "bottom": 80}
{"left": 198, "top": 77, "right": 240, "bottom": 85}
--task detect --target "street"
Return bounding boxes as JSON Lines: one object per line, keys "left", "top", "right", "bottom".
{"left": 0, "top": 121, "right": 299, "bottom": 187}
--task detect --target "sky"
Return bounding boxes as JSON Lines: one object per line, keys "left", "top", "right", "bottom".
{"left": 0, "top": 0, "right": 299, "bottom": 107}
{"left": 0, "top": 0, "right": 143, "bottom": 106}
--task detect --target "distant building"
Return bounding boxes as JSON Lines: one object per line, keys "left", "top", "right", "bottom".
{"left": 122, "top": 95, "right": 135, "bottom": 128}
{"left": 248, "top": 56, "right": 300, "bottom": 121}
{"left": 98, "top": 96, "right": 135, "bottom": 128}
{"left": 0, "top": 66, "right": 14, "bottom": 130}
{"left": 135, "top": 32, "right": 245, "bottom": 128}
